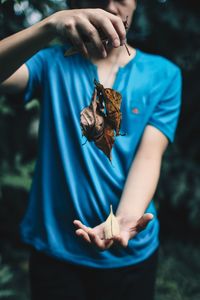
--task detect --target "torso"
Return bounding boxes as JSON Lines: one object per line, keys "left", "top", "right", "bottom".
{"left": 21, "top": 44, "right": 171, "bottom": 268}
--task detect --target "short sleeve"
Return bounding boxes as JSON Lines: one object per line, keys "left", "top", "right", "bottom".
{"left": 148, "top": 67, "right": 182, "bottom": 143}
{"left": 24, "top": 49, "right": 47, "bottom": 104}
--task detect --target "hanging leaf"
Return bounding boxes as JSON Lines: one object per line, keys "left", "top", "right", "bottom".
{"left": 80, "top": 89, "right": 104, "bottom": 142}
{"left": 80, "top": 80, "right": 124, "bottom": 161}
{"left": 94, "top": 80, "right": 122, "bottom": 135}
{"left": 94, "top": 122, "right": 115, "bottom": 161}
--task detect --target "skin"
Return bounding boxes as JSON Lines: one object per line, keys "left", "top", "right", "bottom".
{"left": 0, "top": 0, "right": 168, "bottom": 250}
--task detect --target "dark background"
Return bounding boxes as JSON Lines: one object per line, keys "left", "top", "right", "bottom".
{"left": 0, "top": 0, "right": 200, "bottom": 299}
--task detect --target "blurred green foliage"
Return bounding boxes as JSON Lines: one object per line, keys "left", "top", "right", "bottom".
{"left": 156, "top": 240, "right": 200, "bottom": 300}
{"left": 0, "top": 0, "right": 200, "bottom": 299}
{"left": 0, "top": 243, "right": 29, "bottom": 300}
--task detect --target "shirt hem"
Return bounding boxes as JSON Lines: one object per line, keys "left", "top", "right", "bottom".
{"left": 20, "top": 233, "right": 159, "bottom": 269}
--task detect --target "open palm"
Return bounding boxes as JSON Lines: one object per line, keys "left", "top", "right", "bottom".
{"left": 73, "top": 213, "right": 153, "bottom": 251}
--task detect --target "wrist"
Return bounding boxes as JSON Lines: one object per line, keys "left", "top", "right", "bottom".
{"left": 116, "top": 214, "right": 141, "bottom": 227}
{"left": 45, "top": 10, "right": 73, "bottom": 38}
{"left": 43, "top": 12, "right": 61, "bottom": 38}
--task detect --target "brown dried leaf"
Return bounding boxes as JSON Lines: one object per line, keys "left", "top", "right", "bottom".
{"left": 80, "top": 89, "right": 104, "bottom": 141}
{"left": 94, "top": 80, "right": 122, "bottom": 135}
{"left": 80, "top": 80, "right": 124, "bottom": 161}
{"left": 94, "top": 122, "right": 115, "bottom": 161}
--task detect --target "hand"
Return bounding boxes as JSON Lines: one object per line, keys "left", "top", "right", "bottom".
{"left": 49, "top": 9, "right": 126, "bottom": 58}
{"left": 115, "top": 213, "right": 154, "bottom": 247}
{"left": 73, "top": 213, "right": 153, "bottom": 251}
{"left": 73, "top": 220, "right": 114, "bottom": 251}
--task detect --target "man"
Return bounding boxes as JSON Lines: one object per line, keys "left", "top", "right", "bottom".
{"left": 0, "top": 0, "right": 182, "bottom": 299}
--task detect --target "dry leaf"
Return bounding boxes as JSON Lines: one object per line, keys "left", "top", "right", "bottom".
{"left": 80, "top": 89, "right": 104, "bottom": 141}
{"left": 80, "top": 80, "right": 124, "bottom": 161}
{"left": 94, "top": 122, "right": 114, "bottom": 161}
{"left": 64, "top": 47, "right": 80, "bottom": 56}
{"left": 104, "top": 205, "right": 120, "bottom": 239}
{"left": 94, "top": 80, "right": 122, "bottom": 136}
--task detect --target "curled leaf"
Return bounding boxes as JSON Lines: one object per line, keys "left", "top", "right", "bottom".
{"left": 80, "top": 89, "right": 104, "bottom": 141}
{"left": 80, "top": 80, "right": 124, "bottom": 161}
{"left": 94, "top": 122, "right": 114, "bottom": 161}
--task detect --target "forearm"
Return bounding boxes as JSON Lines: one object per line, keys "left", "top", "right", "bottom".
{"left": 116, "top": 154, "right": 162, "bottom": 222}
{"left": 0, "top": 8, "right": 126, "bottom": 86}
{"left": 0, "top": 8, "right": 126, "bottom": 85}
{"left": 0, "top": 16, "right": 55, "bottom": 83}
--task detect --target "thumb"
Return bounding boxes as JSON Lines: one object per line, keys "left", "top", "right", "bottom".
{"left": 135, "top": 213, "right": 154, "bottom": 233}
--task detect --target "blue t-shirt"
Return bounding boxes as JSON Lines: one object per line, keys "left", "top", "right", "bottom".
{"left": 20, "top": 45, "right": 182, "bottom": 268}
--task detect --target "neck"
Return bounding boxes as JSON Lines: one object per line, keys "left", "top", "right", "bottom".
{"left": 91, "top": 46, "right": 121, "bottom": 64}
{"left": 91, "top": 44, "right": 136, "bottom": 67}
{"left": 90, "top": 44, "right": 136, "bottom": 88}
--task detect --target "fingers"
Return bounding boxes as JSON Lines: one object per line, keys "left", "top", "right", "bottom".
{"left": 77, "top": 21, "right": 107, "bottom": 58}
{"left": 73, "top": 220, "right": 91, "bottom": 232}
{"left": 74, "top": 213, "right": 154, "bottom": 250}
{"left": 113, "top": 213, "right": 154, "bottom": 247}
{"left": 88, "top": 230, "right": 114, "bottom": 250}
{"left": 55, "top": 9, "right": 126, "bottom": 58}
{"left": 134, "top": 213, "right": 154, "bottom": 233}
{"left": 92, "top": 13, "right": 126, "bottom": 47}
{"left": 112, "top": 16, "right": 127, "bottom": 45}
{"left": 73, "top": 220, "right": 113, "bottom": 250}
{"left": 113, "top": 233, "right": 129, "bottom": 248}
{"left": 66, "top": 26, "right": 89, "bottom": 57}
{"left": 74, "top": 220, "right": 92, "bottom": 243}
{"left": 65, "top": 19, "right": 107, "bottom": 58}
{"left": 75, "top": 228, "right": 91, "bottom": 243}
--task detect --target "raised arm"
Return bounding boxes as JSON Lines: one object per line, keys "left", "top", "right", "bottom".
{"left": 0, "top": 18, "right": 54, "bottom": 89}
{"left": 0, "top": 9, "right": 126, "bottom": 93}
